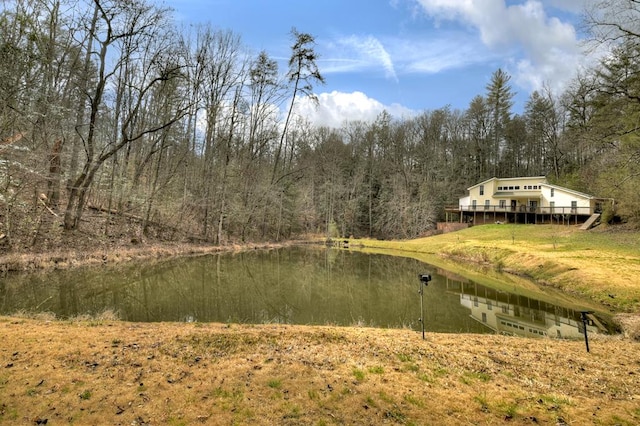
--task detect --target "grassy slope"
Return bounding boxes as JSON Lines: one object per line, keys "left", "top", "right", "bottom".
{"left": 1, "top": 318, "right": 639, "bottom": 425}
{"left": 348, "top": 224, "right": 640, "bottom": 313}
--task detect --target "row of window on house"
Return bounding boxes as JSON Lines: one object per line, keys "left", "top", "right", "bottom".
{"left": 496, "top": 185, "right": 540, "bottom": 190}
{"left": 480, "top": 184, "right": 549, "bottom": 193}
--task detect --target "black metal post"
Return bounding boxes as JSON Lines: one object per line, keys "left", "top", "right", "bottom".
{"left": 418, "top": 274, "right": 431, "bottom": 340}
{"left": 419, "top": 282, "right": 425, "bottom": 340}
{"left": 580, "top": 311, "right": 590, "bottom": 353}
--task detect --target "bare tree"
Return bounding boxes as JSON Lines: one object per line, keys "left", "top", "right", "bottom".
{"left": 63, "top": 0, "right": 187, "bottom": 231}
{"left": 272, "top": 28, "right": 325, "bottom": 184}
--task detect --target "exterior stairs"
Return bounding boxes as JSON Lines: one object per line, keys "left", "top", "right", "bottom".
{"left": 580, "top": 213, "right": 601, "bottom": 230}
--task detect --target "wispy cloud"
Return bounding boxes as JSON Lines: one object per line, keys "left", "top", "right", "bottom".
{"left": 322, "top": 32, "right": 492, "bottom": 78}
{"left": 393, "top": 35, "right": 497, "bottom": 74}
{"left": 324, "top": 35, "right": 398, "bottom": 81}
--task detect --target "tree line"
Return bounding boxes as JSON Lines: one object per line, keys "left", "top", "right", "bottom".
{"left": 1, "top": 0, "right": 639, "bottom": 250}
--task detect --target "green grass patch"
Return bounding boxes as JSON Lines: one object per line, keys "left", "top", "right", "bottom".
{"left": 396, "top": 353, "right": 413, "bottom": 362}
{"left": 497, "top": 401, "right": 519, "bottom": 419}
{"left": 365, "top": 395, "right": 378, "bottom": 409}
{"left": 211, "top": 387, "right": 243, "bottom": 400}
{"left": 403, "top": 394, "right": 424, "bottom": 408}
{"left": 460, "top": 371, "right": 492, "bottom": 384}
{"left": 368, "top": 365, "right": 384, "bottom": 374}
{"left": 352, "top": 368, "right": 366, "bottom": 381}
{"left": 538, "top": 394, "right": 572, "bottom": 408}
{"left": 378, "top": 391, "right": 395, "bottom": 404}
{"left": 267, "top": 379, "right": 282, "bottom": 389}
{"left": 473, "top": 394, "right": 490, "bottom": 413}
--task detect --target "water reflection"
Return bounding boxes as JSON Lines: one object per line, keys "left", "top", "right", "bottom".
{"left": 438, "top": 269, "right": 614, "bottom": 338}
{"left": 0, "top": 247, "right": 614, "bottom": 336}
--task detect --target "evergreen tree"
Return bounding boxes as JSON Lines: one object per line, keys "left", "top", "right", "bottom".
{"left": 486, "top": 69, "right": 515, "bottom": 176}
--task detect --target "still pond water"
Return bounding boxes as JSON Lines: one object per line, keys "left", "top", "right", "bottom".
{"left": 0, "top": 246, "right": 614, "bottom": 338}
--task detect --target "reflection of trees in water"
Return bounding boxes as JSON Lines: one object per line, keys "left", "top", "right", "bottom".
{"left": 2, "top": 247, "right": 606, "bottom": 336}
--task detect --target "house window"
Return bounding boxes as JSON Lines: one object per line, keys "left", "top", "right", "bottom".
{"left": 515, "top": 186, "right": 520, "bottom": 190}
{"left": 533, "top": 185, "right": 538, "bottom": 189}
{"left": 479, "top": 185, "right": 484, "bottom": 196}
{"left": 499, "top": 200, "right": 506, "bottom": 209}
{"left": 484, "top": 200, "right": 490, "bottom": 210}
{"left": 550, "top": 188, "right": 555, "bottom": 197}
{"left": 472, "top": 200, "right": 477, "bottom": 210}
{"left": 550, "top": 201, "right": 555, "bottom": 213}
{"left": 571, "top": 201, "right": 577, "bottom": 213}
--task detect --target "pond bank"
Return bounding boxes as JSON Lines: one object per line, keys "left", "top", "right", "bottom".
{"left": 0, "top": 240, "right": 297, "bottom": 273}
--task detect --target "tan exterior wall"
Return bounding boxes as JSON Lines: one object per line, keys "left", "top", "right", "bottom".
{"left": 467, "top": 177, "right": 547, "bottom": 208}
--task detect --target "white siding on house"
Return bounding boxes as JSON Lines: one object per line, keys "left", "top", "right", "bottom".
{"left": 540, "top": 185, "right": 593, "bottom": 213}
{"left": 459, "top": 196, "right": 470, "bottom": 209}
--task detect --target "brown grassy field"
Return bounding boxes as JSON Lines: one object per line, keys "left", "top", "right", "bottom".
{"left": 1, "top": 223, "right": 639, "bottom": 425}
{"left": 1, "top": 317, "right": 639, "bottom": 425}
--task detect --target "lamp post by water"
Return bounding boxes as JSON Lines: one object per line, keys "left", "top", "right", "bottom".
{"left": 418, "top": 274, "right": 431, "bottom": 340}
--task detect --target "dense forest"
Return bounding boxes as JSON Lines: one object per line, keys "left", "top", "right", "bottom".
{"left": 1, "top": 0, "right": 639, "bottom": 251}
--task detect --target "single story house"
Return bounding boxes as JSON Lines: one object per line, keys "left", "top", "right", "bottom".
{"left": 447, "top": 176, "right": 611, "bottom": 225}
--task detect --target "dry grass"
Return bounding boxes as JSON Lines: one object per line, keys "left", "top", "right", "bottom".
{"left": 0, "top": 241, "right": 295, "bottom": 273}
{"left": 1, "top": 317, "right": 639, "bottom": 426}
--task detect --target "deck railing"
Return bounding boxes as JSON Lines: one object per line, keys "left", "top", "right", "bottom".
{"left": 452, "top": 205, "right": 594, "bottom": 215}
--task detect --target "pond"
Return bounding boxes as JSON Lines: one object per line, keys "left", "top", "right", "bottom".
{"left": 0, "top": 246, "right": 615, "bottom": 338}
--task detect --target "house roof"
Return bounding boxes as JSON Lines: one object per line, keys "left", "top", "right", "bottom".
{"left": 466, "top": 176, "right": 547, "bottom": 191}
{"left": 542, "top": 183, "right": 594, "bottom": 200}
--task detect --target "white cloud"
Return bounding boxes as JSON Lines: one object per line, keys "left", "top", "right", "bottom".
{"left": 414, "top": 0, "right": 587, "bottom": 93}
{"left": 294, "top": 91, "right": 415, "bottom": 128}
{"left": 396, "top": 34, "right": 495, "bottom": 73}
{"left": 325, "top": 35, "right": 398, "bottom": 81}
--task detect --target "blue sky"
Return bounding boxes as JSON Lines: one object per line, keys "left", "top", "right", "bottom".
{"left": 165, "top": 0, "right": 595, "bottom": 127}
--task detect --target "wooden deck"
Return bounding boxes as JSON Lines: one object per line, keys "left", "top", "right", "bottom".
{"left": 445, "top": 205, "right": 597, "bottom": 226}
